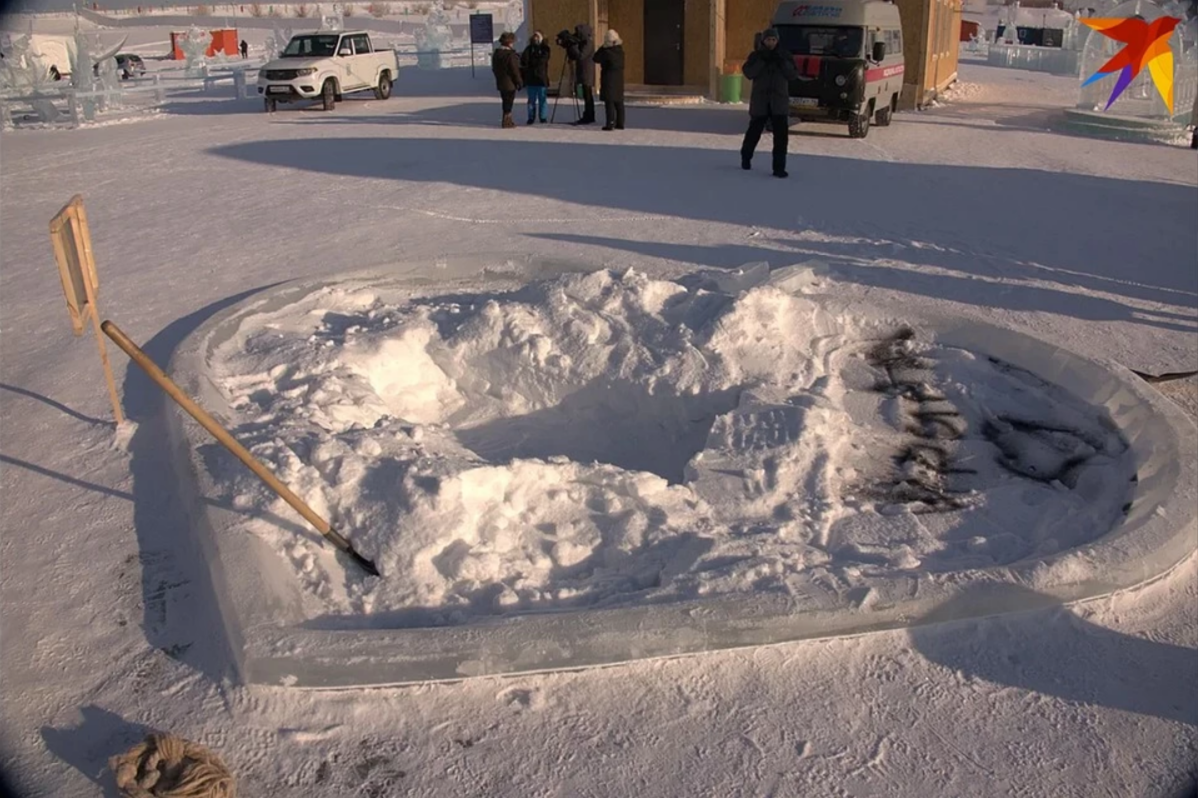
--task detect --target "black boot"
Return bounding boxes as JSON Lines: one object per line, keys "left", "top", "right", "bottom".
{"left": 742, "top": 157, "right": 751, "bottom": 170}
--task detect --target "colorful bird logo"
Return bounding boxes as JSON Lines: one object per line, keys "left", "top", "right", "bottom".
{"left": 1080, "top": 15, "right": 1181, "bottom": 114}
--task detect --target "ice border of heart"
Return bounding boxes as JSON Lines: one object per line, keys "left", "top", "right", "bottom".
{"left": 162, "top": 256, "right": 1198, "bottom": 688}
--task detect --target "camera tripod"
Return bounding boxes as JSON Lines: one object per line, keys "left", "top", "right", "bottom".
{"left": 549, "top": 57, "right": 581, "bottom": 125}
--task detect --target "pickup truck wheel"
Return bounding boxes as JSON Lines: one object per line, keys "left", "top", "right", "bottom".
{"left": 321, "top": 79, "right": 336, "bottom": 111}
{"left": 374, "top": 73, "right": 392, "bottom": 100}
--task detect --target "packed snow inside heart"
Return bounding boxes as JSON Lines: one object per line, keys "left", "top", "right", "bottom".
{"left": 208, "top": 269, "right": 1136, "bottom": 623}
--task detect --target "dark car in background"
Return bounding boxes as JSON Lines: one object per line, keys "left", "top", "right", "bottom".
{"left": 115, "top": 53, "right": 146, "bottom": 79}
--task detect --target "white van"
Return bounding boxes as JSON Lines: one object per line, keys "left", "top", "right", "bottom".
{"left": 770, "top": 0, "right": 905, "bottom": 138}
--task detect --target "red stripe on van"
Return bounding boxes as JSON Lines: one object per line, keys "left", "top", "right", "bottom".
{"left": 865, "top": 64, "right": 905, "bottom": 81}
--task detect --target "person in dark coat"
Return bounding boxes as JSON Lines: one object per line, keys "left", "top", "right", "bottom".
{"left": 565, "top": 23, "right": 596, "bottom": 125}
{"left": 594, "top": 29, "right": 625, "bottom": 130}
{"left": 239, "top": 39, "right": 248, "bottom": 59}
{"left": 741, "top": 28, "right": 798, "bottom": 178}
{"left": 492, "top": 31, "right": 523, "bottom": 129}
{"left": 1191, "top": 89, "right": 1197, "bottom": 149}
{"left": 521, "top": 30, "right": 551, "bottom": 125}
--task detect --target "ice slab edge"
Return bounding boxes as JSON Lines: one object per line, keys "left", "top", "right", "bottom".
{"left": 165, "top": 264, "right": 1198, "bottom": 688}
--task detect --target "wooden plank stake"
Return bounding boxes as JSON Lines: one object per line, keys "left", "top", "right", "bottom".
{"left": 100, "top": 321, "right": 379, "bottom": 578}
{"left": 69, "top": 200, "right": 124, "bottom": 425}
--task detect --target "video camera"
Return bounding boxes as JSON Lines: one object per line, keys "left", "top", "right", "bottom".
{"left": 555, "top": 29, "right": 584, "bottom": 50}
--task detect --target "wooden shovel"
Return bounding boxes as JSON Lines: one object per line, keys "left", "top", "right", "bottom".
{"left": 101, "top": 320, "right": 380, "bottom": 578}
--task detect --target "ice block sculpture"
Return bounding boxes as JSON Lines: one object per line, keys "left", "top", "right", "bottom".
{"left": 180, "top": 26, "right": 212, "bottom": 78}
{"left": 69, "top": 30, "right": 100, "bottom": 122}
{"left": 417, "top": 0, "right": 453, "bottom": 69}
{"left": 0, "top": 34, "right": 42, "bottom": 92}
{"left": 94, "top": 49, "right": 123, "bottom": 111}
{"left": 0, "top": 33, "right": 61, "bottom": 125}
{"left": 269, "top": 23, "right": 294, "bottom": 62}
{"left": 321, "top": 3, "right": 344, "bottom": 32}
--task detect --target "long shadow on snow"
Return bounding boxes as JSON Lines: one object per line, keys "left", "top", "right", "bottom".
{"left": 247, "top": 93, "right": 1198, "bottom": 144}
{"left": 206, "top": 136, "right": 1198, "bottom": 301}
{"left": 909, "top": 582, "right": 1198, "bottom": 728}
{"left": 266, "top": 100, "right": 855, "bottom": 138}
{"left": 0, "top": 382, "right": 112, "bottom": 426}
{"left": 119, "top": 284, "right": 282, "bottom": 684}
{"left": 157, "top": 96, "right": 266, "bottom": 116}
{"left": 171, "top": 68, "right": 495, "bottom": 118}
{"left": 40, "top": 706, "right": 153, "bottom": 798}
{"left": 529, "top": 233, "right": 1198, "bottom": 334}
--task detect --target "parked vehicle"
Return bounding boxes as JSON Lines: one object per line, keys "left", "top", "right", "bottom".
{"left": 256, "top": 31, "right": 398, "bottom": 112}
{"left": 116, "top": 53, "right": 147, "bottom": 79}
{"left": 2, "top": 32, "right": 129, "bottom": 84}
{"left": 770, "top": 0, "right": 905, "bottom": 138}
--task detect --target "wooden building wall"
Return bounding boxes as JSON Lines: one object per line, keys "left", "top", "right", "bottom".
{"left": 608, "top": 0, "right": 645, "bottom": 83}
{"left": 530, "top": 0, "right": 592, "bottom": 91}
{"left": 725, "top": 0, "right": 781, "bottom": 67}
{"left": 893, "top": 0, "right": 962, "bottom": 108}
{"left": 931, "top": 0, "right": 962, "bottom": 94}
{"left": 683, "top": 0, "right": 713, "bottom": 87}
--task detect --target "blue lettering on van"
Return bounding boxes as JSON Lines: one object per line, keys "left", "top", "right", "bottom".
{"left": 791, "top": 4, "right": 843, "bottom": 17}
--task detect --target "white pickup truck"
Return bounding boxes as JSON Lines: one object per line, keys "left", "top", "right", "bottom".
{"left": 257, "top": 31, "right": 398, "bottom": 112}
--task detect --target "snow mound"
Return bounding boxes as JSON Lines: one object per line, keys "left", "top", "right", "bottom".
{"left": 207, "top": 269, "right": 1136, "bottom": 624}
{"left": 935, "top": 80, "right": 985, "bottom": 105}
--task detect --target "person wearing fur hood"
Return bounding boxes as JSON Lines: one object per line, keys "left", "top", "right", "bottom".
{"left": 594, "top": 29, "right": 626, "bottom": 130}
{"left": 521, "top": 30, "right": 552, "bottom": 125}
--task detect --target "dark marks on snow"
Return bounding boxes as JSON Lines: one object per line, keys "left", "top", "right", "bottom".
{"left": 861, "top": 328, "right": 1128, "bottom": 515}
{"left": 349, "top": 739, "right": 408, "bottom": 797}
{"left": 864, "top": 328, "right": 975, "bottom": 514}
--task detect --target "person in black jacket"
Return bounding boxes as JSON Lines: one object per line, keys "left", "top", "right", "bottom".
{"left": 1191, "top": 89, "right": 1197, "bottom": 149}
{"left": 594, "top": 29, "right": 626, "bottom": 130}
{"left": 741, "top": 28, "right": 798, "bottom": 178}
{"left": 565, "top": 23, "right": 596, "bottom": 125}
{"left": 492, "top": 31, "right": 523, "bottom": 129}
{"left": 521, "top": 30, "right": 551, "bottom": 125}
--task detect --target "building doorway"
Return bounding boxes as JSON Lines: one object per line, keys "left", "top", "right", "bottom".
{"left": 644, "top": 0, "right": 685, "bottom": 85}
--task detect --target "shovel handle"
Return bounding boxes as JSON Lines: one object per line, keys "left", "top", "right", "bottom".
{"left": 101, "top": 320, "right": 377, "bottom": 576}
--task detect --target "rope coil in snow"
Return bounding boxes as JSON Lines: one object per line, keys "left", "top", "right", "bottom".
{"left": 110, "top": 733, "right": 236, "bottom": 798}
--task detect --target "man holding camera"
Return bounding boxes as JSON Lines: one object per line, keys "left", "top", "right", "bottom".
{"left": 741, "top": 28, "right": 798, "bottom": 178}
{"left": 561, "top": 24, "right": 597, "bottom": 125}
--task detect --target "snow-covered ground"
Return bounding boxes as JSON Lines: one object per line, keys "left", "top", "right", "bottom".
{"left": 2, "top": 45, "right": 1196, "bottom": 798}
